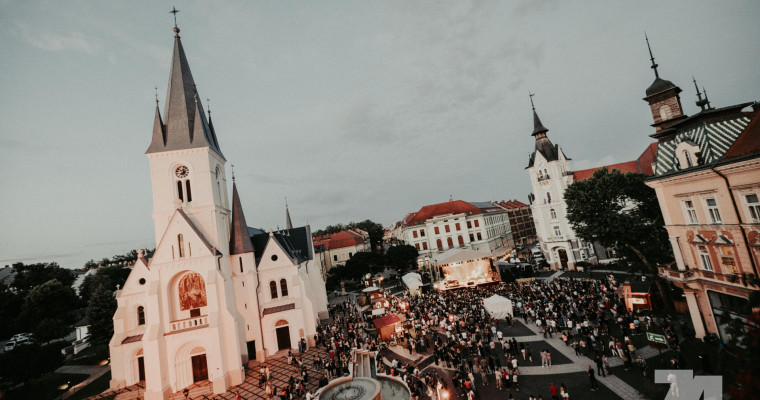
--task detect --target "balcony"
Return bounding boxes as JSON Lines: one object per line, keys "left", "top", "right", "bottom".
{"left": 169, "top": 316, "right": 209, "bottom": 334}
{"left": 658, "top": 267, "right": 743, "bottom": 286}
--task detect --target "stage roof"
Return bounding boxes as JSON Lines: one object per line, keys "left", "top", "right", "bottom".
{"left": 434, "top": 248, "right": 493, "bottom": 266}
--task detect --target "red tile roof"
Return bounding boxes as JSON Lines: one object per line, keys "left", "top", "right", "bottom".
{"left": 313, "top": 229, "right": 366, "bottom": 250}
{"left": 572, "top": 143, "right": 658, "bottom": 181}
{"left": 405, "top": 200, "right": 484, "bottom": 225}
{"left": 723, "top": 109, "right": 760, "bottom": 160}
{"left": 498, "top": 200, "right": 530, "bottom": 209}
{"left": 372, "top": 314, "right": 402, "bottom": 329}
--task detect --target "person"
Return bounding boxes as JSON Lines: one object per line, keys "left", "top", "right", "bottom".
{"left": 595, "top": 354, "right": 606, "bottom": 377}
{"left": 236, "top": 391, "right": 242, "bottom": 400}
{"left": 549, "top": 382, "right": 559, "bottom": 400}
{"left": 560, "top": 383, "right": 569, "bottom": 400}
{"left": 602, "top": 354, "right": 610, "bottom": 375}
{"left": 667, "top": 371, "right": 679, "bottom": 397}
{"left": 587, "top": 365, "right": 599, "bottom": 391}
{"left": 512, "top": 368, "right": 519, "bottom": 391}
{"left": 495, "top": 368, "right": 502, "bottom": 390}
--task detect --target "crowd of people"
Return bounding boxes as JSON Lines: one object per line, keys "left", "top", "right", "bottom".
{"left": 254, "top": 274, "right": 685, "bottom": 400}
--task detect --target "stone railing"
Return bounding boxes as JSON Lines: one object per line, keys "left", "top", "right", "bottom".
{"left": 170, "top": 316, "right": 209, "bottom": 333}
{"left": 658, "top": 266, "right": 742, "bottom": 285}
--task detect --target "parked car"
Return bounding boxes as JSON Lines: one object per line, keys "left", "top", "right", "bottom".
{"left": 4, "top": 341, "right": 16, "bottom": 351}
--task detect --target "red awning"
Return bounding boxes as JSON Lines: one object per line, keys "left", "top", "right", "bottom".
{"left": 373, "top": 314, "right": 402, "bottom": 329}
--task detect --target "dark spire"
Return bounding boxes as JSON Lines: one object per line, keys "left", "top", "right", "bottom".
{"left": 703, "top": 86, "right": 713, "bottom": 110}
{"left": 529, "top": 93, "right": 549, "bottom": 136}
{"left": 229, "top": 182, "right": 254, "bottom": 255}
{"left": 693, "top": 76, "right": 709, "bottom": 111}
{"left": 645, "top": 32, "right": 659, "bottom": 79}
{"left": 146, "top": 19, "right": 224, "bottom": 158}
{"left": 285, "top": 199, "right": 293, "bottom": 230}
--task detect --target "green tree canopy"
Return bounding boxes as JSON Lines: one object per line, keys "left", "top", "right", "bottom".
{"left": 19, "top": 279, "right": 79, "bottom": 335}
{"left": 11, "top": 263, "right": 74, "bottom": 295}
{"left": 564, "top": 168, "right": 674, "bottom": 309}
{"left": 79, "top": 265, "right": 131, "bottom": 303}
{"left": 86, "top": 283, "right": 117, "bottom": 345}
{"left": 385, "top": 244, "right": 419, "bottom": 272}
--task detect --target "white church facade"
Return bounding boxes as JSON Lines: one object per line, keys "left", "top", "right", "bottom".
{"left": 108, "top": 24, "right": 328, "bottom": 399}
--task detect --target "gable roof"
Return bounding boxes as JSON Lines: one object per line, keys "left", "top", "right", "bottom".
{"left": 405, "top": 200, "right": 485, "bottom": 225}
{"left": 572, "top": 142, "right": 658, "bottom": 181}
{"left": 722, "top": 106, "right": 760, "bottom": 160}
{"left": 251, "top": 227, "right": 311, "bottom": 264}
{"left": 312, "top": 229, "right": 366, "bottom": 250}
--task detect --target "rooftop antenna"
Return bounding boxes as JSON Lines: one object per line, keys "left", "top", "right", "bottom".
{"left": 645, "top": 32, "right": 659, "bottom": 78}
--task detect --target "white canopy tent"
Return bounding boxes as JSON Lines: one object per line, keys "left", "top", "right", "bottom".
{"left": 402, "top": 272, "right": 423, "bottom": 295}
{"left": 483, "top": 295, "right": 514, "bottom": 319}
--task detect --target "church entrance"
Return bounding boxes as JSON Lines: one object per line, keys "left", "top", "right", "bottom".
{"left": 191, "top": 354, "right": 208, "bottom": 382}
{"left": 276, "top": 326, "right": 291, "bottom": 351}
{"left": 557, "top": 249, "right": 568, "bottom": 269}
{"left": 137, "top": 356, "right": 145, "bottom": 382}
{"left": 246, "top": 340, "right": 256, "bottom": 360}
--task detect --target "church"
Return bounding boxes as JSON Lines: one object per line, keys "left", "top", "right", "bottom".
{"left": 107, "top": 23, "right": 328, "bottom": 399}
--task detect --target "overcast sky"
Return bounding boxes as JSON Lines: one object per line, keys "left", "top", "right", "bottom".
{"left": 1, "top": 0, "right": 758, "bottom": 269}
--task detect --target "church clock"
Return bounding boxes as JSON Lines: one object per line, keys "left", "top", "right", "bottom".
{"left": 175, "top": 165, "right": 189, "bottom": 178}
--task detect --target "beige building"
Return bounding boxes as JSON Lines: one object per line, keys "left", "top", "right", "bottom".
{"left": 313, "top": 229, "right": 371, "bottom": 272}
{"left": 643, "top": 45, "right": 759, "bottom": 342}
{"left": 108, "top": 25, "right": 327, "bottom": 399}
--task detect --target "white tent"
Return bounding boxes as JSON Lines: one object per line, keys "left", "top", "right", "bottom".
{"left": 402, "top": 272, "right": 423, "bottom": 293}
{"left": 483, "top": 295, "right": 513, "bottom": 319}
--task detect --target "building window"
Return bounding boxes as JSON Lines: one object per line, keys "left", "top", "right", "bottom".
{"left": 455, "top": 223, "right": 461, "bottom": 231}
{"left": 270, "top": 281, "right": 278, "bottom": 299}
{"left": 333, "top": 255, "right": 338, "bottom": 262}
{"left": 434, "top": 227, "right": 440, "bottom": 235}
{"left": 177, "top": 234, "right": 185, "bottom": 258}
{"left": 436, "top": 239, "right": 443, "bottom": 250}
{"left": 550, "top": 208, "right": 557, "bottom": 219}
{"left": 697, "top": 245, "right": 713, "bottom": 271}
{"left": 659, "top": 104, "right": 672, "bottom": 120}
{"left": 705, "top": 198, "right": 721, "bottom": 224}
{"left": 719, "top": 246, "right": 736, "bottom": 268}
{"left": 745, "top": 194, "right": 760, "bottom": 222}
{"left": 474, "top": 220, "right": 479, "bottom": 228}
{"left": 445, "top": 225, "right": 450, "bottom": 233}
{"left": 280, "top": 279, "right": 288, "bottom": 297}
{"left": 447, "top": 237, "right": 453, "bottom": 248}
{"left": 177, "top": 180, "right": 184, "bottom": 201}
{"left": 458, "top": 235, "right": 464, "bottom": 246}
{"left": 476, "top": 232, "right": 482, "bottom": 241}
{"left": 137, "top": 306, "right": 145, "bottom": 326}
{"left": 420, "top": 229, "right": 425, "bottom": 237}
{"left": 349, "top": 252, "right": 353, "bottom": 258}
{"left": 547, "top": 192, "right": 552, "bottom": 203}
{"left": 467, "top": 221, "right": 472, "bottom": 229}
{"left": 422, "top": 242, "right": 428, "bottom": 250}
{"left": 469, "top": 234, "right": 474, "bottom": 241}
{"left": 185, "top": 180, "right": 192, "bottom": 202}
{"left": 239, "top": 258, "right": 243, "bottom": 273}
{"left": 413, "top": 231, "right": 418, "bottom": 238}
{"left": 553, "top": 226, "right": 561, "bottom": 236}
{"left": 683, "top": 200, "right": 698, "bottom": 224}
{"left": 415, "top": 243, "right": 420, "bottom": 250}
{"left": 683, "top": 150, "right": 693, "bottom": 167}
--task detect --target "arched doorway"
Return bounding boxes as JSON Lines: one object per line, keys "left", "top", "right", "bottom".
{"left": 275, "top": 320, "right": 291, "bottom": 351}
{"left": 136, "top": 349, "right": 145, "bottom": 382}
{"left": 190, "top": 347, "right": 208, "bottom": 383}
{"left": 557, "top": 249, "right": 568, "bottom": 269}
{"left": 446, "top": 237, "right": 454, "bottom": 248}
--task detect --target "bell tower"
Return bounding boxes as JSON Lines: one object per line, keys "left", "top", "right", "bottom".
{"left": 146, "top": 23, "right": 230, "bottom": 253}
{"left": 642, "top": 35, "right": 686, "bottom": 133}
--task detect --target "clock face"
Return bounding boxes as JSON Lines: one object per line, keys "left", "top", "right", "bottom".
{"left": 175, "top": 166, "right": 189, "bottom": 178}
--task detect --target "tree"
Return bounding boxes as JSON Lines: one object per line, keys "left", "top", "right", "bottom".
{"left": 86, "top": 284, "right": 116, "bottom": 345}
{"left": 0, "top": 283, "right": 23, "bottom": 338}
{"left": 18, "top": 279, "right": 79, "bottom": 335}
{"left": 313, "top": 220, "right": 385, "bottom": 252}
{"left": 79, "top": 265, "right": 131, "bottom": 303}
{"left": 385, "top": 245, "right": 419, "bottom": 272}
{"left": 0, "top": 342, "right": 64, "bottom": 383}
{"left": 11, "top": 263, "right": 74, "bottom": 295}
{"left": 564, "top": 168, "right": 675, "bottom": 311}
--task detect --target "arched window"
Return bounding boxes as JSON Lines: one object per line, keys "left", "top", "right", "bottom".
{"left": 458, "top": 235, "right": 464, "bottom": 246}
{"left": 177, "top": 234, "right": 185, "bottom": 258}
{"left": 177, "top": 180, "right": 184, "bottom": 201}
{"left": 185, "top": 180, "right": 192, "bottom": 202}
{"left": 137, "top": 306, "right": 145, "bottom": 325}
{"left": 447, "top": 237, "right": 454, "bottom": 248}
{"left": 436, "top": 239, "right": 443, "bottom": 250}
{"left": 683, "top": 150, "right": 693, "bottom": 167}
{"left": 280, "top": 279, "right": 288, "bottom": 297}
{"left": 675, "top": 140, "right": 701, "bottom": 170}
{"left": 270, "top": 281, "right": 278, "bottom": 299}
{"left": 659, "top": 105, "right": 672, "bottom": 120}
{"left": 550, "top": 208, "right": 557, "bottom": 219}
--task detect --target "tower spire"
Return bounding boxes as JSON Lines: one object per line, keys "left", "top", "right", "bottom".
{"left": 285, "top": 198, "right": 293, "bottom": 230}
{"left": 530, "top": 93, "right": 549, "bottom": 136}
{"left": 645, "top": 32, "right": 659, "bottom": 78}
{"left": 229, "top": 182, "right": 254, "bottom": 255}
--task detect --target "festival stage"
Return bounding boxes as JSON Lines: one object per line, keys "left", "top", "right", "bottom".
{"left": 433, "top": 248, "right": 498, "bottom": 290}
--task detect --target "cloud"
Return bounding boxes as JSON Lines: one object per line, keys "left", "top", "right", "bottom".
{"left": 12, "top": 22, "right": 100, "bottom": 53}
{"left": 513, "top": 0, "right": 559, "bottom": 16}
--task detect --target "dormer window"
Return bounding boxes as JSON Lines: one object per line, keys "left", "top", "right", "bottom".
{"left": 675, "top": 140, "right": 701, "bottom": 170}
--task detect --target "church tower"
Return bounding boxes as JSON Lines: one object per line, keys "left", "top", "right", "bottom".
{"left": 526, "top": 98, "right": 590, "bottom": 270}
{"left": 642, "top": 35, "right": 687, "bottom": 133}
{"left": 146, "top": 25, "right": 230, "bottom": 252}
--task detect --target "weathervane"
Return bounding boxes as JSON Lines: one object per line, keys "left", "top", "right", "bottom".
{"left": 645, "top": 32, "right": 659, "bottom": 78}
{"left": 231, "top": 164, "right": 235, "bottom": 181}
{"left": 529, "top": 92, "right": 536, "bottom": 111}
{"left": 154, "top": 86, "right": 159, "bottom": 105}
{"left": 207, "top": 98, "right": 211, "bottom": 116}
